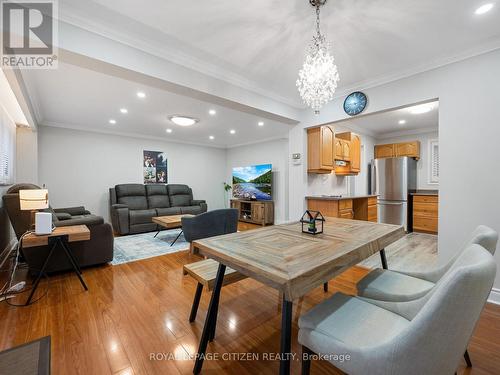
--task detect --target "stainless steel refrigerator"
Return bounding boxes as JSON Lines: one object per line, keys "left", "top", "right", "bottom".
{"left": 371, "top": 157, "right": 417, "bottom": 230}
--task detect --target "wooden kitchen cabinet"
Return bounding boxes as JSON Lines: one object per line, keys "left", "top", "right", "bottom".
{"left": 334, "top": 138, "right": 351, "bottom": 161}
{"left": 412, "top": 194, "right": 438, "bottom": 233}
{"left": 396, "top": 141, "right": 420, "bottom": 158}
{"left": 308, "top": 126, "right": 334, "bottom": 174}
{"left": 374, "top": 143, "right": 396, "bottom": 159}
{"left": 335, "top": 132, "right": 360, "bottom": 175}
{"left": 375, "top": 141, "right": 420, "bottom": 159}
{"left": 307, "top": 196, "right": 377, "bottom": 222}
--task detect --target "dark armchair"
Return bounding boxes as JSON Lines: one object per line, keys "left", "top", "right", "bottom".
{"left": 2, "top": 183, "right": 114, "bottom": 273}
{"left": 182, "top": 208, "right": 238, "bottom": 254}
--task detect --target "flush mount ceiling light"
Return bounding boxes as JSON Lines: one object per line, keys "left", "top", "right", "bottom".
{"left": 137, "top": 91, "right": 146, "bottom": 98}
{"left": 408, "top": 103, "right": 435, "bottom": 115}
{"left": 209, "top": 109, "right": 216, "bottom": 116}
{"left": 120, "top": 108, "right": 128, "bottom": 114}
{"left": 230, "top": 129, "right": 236, "bottom": 134}
{"left": 398, "top": 120, "right": 406, "bottom": 125}
{"left": 109, "top": 119, "right": 117, "bottom": 124}
{"left": 258, "top": 121, "right": 264, "bottom": 127}
{"left": 166, "top": 128, "right": 173, "bottom": 133}
{"left": 475, "top": 3, "right": 494, "bottom": 14}
{"left": 168, "top": 115, "right": 199, "bottom": 127}
{"left": 297, "top": 0, "right": 340, "bottom": 114}
{"left": 209, "top": 135, "right": 215, "bottom": 140}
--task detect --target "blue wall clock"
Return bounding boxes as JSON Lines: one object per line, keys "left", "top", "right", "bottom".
{"left": 343, "top": 92, "right": 367, "bottom": 116}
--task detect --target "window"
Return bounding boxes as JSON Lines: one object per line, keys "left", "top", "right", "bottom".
{"left": 0, "top": 105, "right": 15, "bottom": 185}
{"left": 428, "top": 139, "right": 439, "bottom": 184}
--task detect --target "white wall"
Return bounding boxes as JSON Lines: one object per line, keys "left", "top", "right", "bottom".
{"left": 38, "top": 126, "right": 226, "bottom": 221}
{"left": 377, "top": 131, "right": 439, "bottom": 190}
{"left": 226, "top": 139, "right": 289, "bottom": 224}
{"left": 289, "top": 48, "right": 500, "bottom": 297}
{"left": 16, "top": 127, "right": 38, "bottom": 184}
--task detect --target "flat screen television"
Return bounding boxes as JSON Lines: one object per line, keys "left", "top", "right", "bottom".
{"left": 232, "top": 164, "right": 272, "bottom": 201}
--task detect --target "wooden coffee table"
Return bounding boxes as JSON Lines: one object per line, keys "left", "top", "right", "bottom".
{"left": 152, "top": 214, "right": 194, "bottom": 246}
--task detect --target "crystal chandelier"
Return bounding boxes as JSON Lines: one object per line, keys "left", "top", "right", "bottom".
{"left": 296, "top": 0, "right": 339, "bottom": 114}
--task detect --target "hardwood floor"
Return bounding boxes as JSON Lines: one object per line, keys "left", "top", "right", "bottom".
{"left": 1, "top": 229, "right": 499, "bottom": 374}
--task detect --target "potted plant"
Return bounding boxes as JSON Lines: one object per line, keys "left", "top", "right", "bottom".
{"left": 223, "top": 182, "right": 232, "bottom": 208}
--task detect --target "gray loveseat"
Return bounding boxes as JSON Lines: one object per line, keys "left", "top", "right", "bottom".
{"left": 109, "top": 184, "right": 207, "bottom": 235}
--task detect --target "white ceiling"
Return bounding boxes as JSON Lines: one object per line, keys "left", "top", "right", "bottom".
{"left": 60, "top": 0, "right": 500, "bottom": 106}
{"left": 22, "top": 62, "right": 292, "bottom": 148}
{"left": 336, "top": 101, "right": 439, "bottom": 138}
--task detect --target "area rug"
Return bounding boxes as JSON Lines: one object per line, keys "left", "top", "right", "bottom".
{"left": 112, "top": 229, "right": 189, "bottom": 265}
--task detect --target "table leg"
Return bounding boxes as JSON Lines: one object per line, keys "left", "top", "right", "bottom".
{"left": 209, "top": 289, "right": 220, "bottom": 342}
{"left": 25, "top": 240, "right": 57, "bottom": 305}
{"left": 380, "top": 248, "right": 388, "bottom": 269}
{"left": 193, "top": 263, "right": 226, "bottom": 374}
{"left": 59, "top": 238, "right": 88, "bottom": 291}
{"left": 279, "top": 297, "right": 293, "bottom": 375}
{"left": 153, "top": 230, "right": 161, "bottom": 238}
{"left": 171, "top": 230, "right": 183, "bottom": 247}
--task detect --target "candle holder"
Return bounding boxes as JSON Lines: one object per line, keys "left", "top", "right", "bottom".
{"left": 300, "top": 210, "right": 325, "bottom": 235}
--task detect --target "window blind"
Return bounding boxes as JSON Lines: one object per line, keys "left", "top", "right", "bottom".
{"left": 429, "top": 139, "right": 439, "bottom": 184}
{"left": 0, "top": 105, "right": 15, "bottom": 186}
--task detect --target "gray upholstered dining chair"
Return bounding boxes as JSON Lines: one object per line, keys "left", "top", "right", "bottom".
{"left": 356, "top": 225, "right": 498, "bottom": 302}
{"left": 356, "top": 225, "right": 498, "bottom": 367}
{"left": 182, "top": 208, "right": 238, "bottom": 254}
{"left": 299, "top": 244, "right": 497, "bottom": 375}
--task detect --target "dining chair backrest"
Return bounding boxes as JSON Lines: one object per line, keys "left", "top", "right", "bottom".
{"left": 181, "top": 209, "right": 239, "bottom": 243}
{"left": 415, "top": 225, "right": 498, "bottom": 283}
{"left": 377, "top": 244, "right": 497, "bottom": 375}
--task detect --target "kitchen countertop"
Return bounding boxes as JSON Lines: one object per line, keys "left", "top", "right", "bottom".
{"left": 305, "top": 194, "right": 378, "bottom": 201}
{"left": 409, "top": 190, "right": 439, "bottom": 196}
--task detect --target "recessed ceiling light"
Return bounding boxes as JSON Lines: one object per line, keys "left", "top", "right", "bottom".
{"left": 109, "top": 119, "right": 116, "bottom": 124}
{"left": 168, "top": 115, "right": 199, "bottom": 127}
{"left": 137, "top": 92, "right": 146, "bottom": 98}
{"left": 475, "top": 3, "right": 494, "bottom": 15}
{"left": 230, "top": 129, "right": 236, "bottom": 134}
{"left": 120, "top": 108, "right": 128, "bottom": 114}
{"left": 258, "top": 121, "right": 264, "bottom": 126}
{"left": 209, "top": 109, "right": 216, "bottom": 116}
{"left": 209, "top": 135, "right": 215, "bottom": 140}
{"left": 408, "top": 103, "right": 434, "bottom": 115}
{"left": 398, "top": 120, "right": 406, "bottom": 125}
{"left": 166, "top": 128, "right": 172, "bottom": 133}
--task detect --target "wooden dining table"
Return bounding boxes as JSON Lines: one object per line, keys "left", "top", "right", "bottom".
{"left": 192, "top": 217, "right": 405, "bottom": 375}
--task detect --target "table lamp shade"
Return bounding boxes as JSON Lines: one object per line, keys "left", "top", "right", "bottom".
{"left": 19, "top": 189, "right": 49, "bottom": 210}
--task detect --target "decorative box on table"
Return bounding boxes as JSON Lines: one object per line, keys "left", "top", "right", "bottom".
{"left": 300, "top": 210, "right": 325, "bottom": 235}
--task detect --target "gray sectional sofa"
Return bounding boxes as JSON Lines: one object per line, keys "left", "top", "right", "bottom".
{"left": 109, "top": 183, "right": 207, "bottom": 235}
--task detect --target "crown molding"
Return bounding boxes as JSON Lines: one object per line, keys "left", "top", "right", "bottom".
{"left": 331, "top": 36, "right": 500, "bottom": 101}
{"left": 58, "top": 9, "right": 304, "bottom": 109}
{"left": 376, "top": 126, "right": 438, "bottom": 140}
{"left": 40, "top": 121, "right": 229, "bottom": 149}
{"left": 225, "top": 136, "right": 289, "bottom": 149}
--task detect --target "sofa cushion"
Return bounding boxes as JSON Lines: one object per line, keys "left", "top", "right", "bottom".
{"left": 170, "top": 195, "right": 191, "bottom": 207}
{"left": 156, "top": 207, "right": 181, "bottom": 216}
{"left": 129, "top": 209, "right": 156, "bottom": 225}
{"left": 145, "top": 184, "right": 170, "bottom": 208}
{"left": 115, "top": 184, "right": 147, "bottom": 210}
{"left": 167, "top": 184, "right": 191, "bottom": 195}
{"left": 180, "top": 206, "right": 203, "bottom": 215}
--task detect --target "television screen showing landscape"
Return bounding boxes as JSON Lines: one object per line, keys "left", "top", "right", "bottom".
{"left": 232, "top": 164, "right": 272, "bottom": 200}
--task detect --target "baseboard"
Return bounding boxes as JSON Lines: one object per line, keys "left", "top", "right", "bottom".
{"left": 0, "top": 238, "right": 17, "bottom": 268}
{"left": 488, "top": 288, "right": 500, "bottom": 305}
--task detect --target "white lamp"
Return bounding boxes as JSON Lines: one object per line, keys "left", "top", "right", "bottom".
{"left": 19, "top": 189, "right": 52, "bottom": 234}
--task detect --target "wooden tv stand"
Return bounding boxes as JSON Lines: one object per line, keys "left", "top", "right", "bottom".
{"left": 230, "top": 199, "right": 274, "bottom": 226}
